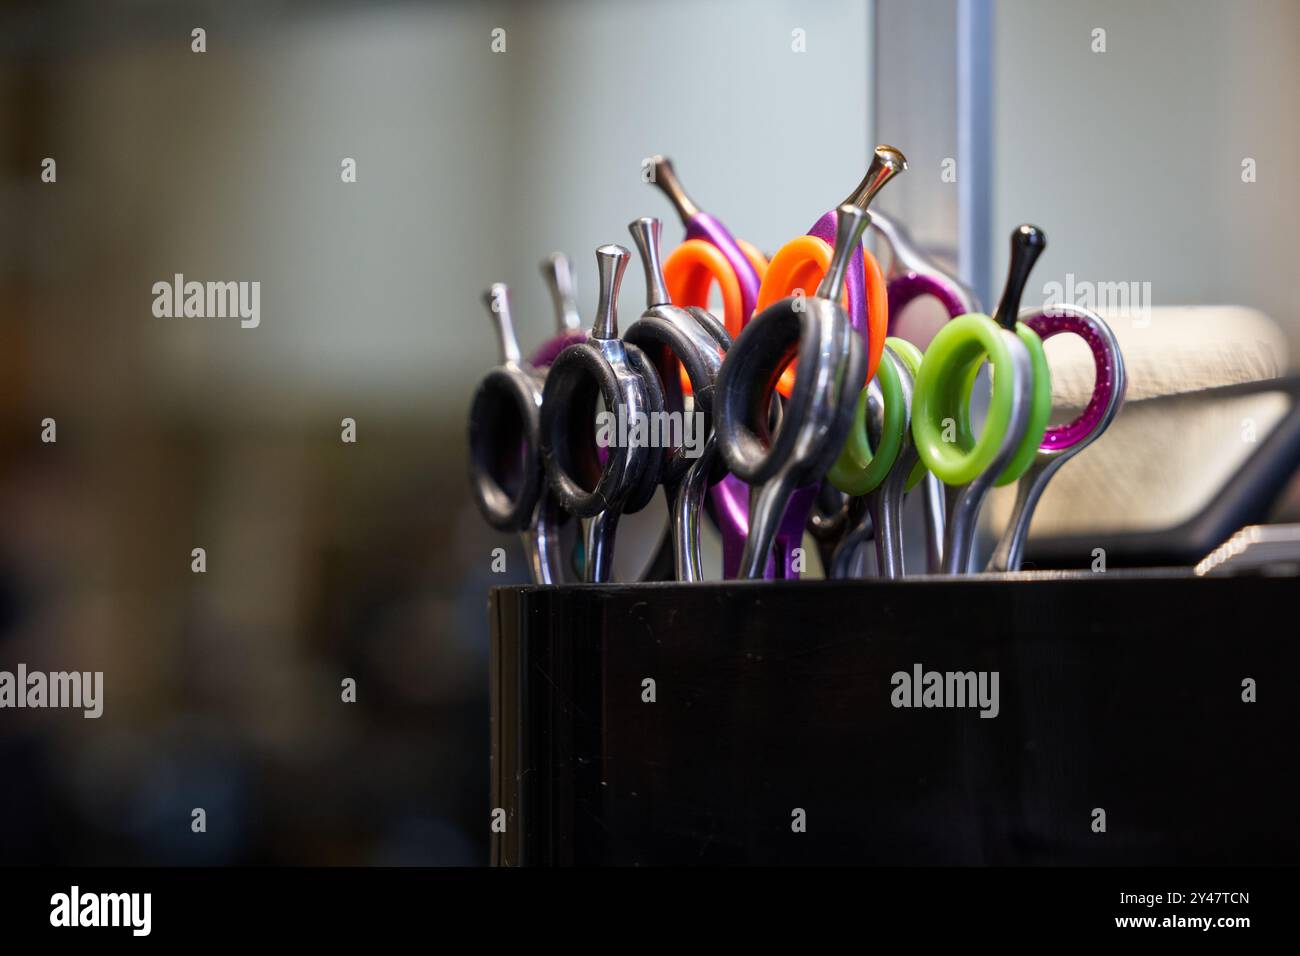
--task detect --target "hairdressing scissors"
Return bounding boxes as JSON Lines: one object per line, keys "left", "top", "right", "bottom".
{"left": 650, "top": 157, "right": 781, "bottom": 579}
{"left": 530, "top": 253, "right": 589, "bottom": 368}
{"left": 467, "top": 284, "right": 568, "bottom": 584}
{"left": 985, "top": 303, "right": 1126, "bottom": 571}
{"left": 714, "top": 204, "right": 870, "bottom": 579}
{"left": 623, "top": 216, "right": 733, "bottom": 581}
{"left": 910, "top": 226, "right": 1053, "bottom": 573}
{"left": 737, "top": 149, "right": 905, "bottom": 575}
{"left": 825, "top": 337, "right": 924, "bottom": 578}
{"left": 651, "top": 150, "right": 904, "bottom": 578}
{"left": 869, "top": 211, "right": 980, "bottom": 571}
{"left": 788, "top": 145, "right": 908, "bottom": 392}
{"left": 539, "top": 245, "right": 666, "bottom": 582}
{"left": 650, "top": 155, "right": 766, "bottom": 338}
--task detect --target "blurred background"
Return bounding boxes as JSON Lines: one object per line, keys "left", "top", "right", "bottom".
{"left": 1, "top": 0, "right": 1298, "bottom": 864}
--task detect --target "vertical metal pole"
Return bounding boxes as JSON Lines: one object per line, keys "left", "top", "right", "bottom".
{"left": 958, "top": 0, "right": 994, "bottom": 309}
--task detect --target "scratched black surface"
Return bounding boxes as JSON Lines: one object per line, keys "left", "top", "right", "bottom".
{"left": 489, "top": 573, "right": 1299, "bottom": 865}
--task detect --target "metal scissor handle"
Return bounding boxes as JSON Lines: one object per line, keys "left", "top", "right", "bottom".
{"left": 986, "top": 303, "right": 1127, "bottom": 571}
{"left": 539, "top": 245, "right": 664, "bottom": 582}
{"left": 715, "top": 204, "right": 870, "bottom": 579}
{"left": 529, "top": 253, "right": 589, "bottom": 368}
{"left": 625, "top": 216, "right": 733, "bottom": 580}
{"left": 467, "top": 283, "right": 568, "bottom": 584}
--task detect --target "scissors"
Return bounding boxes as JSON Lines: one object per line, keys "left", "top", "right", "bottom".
{"left": 650, "top": 155, "right": 766, "bottom": 336}
{"left": 648, "top": 157, "right": 776, "bottom": 580}
{"left": 737, "top": 148, "right": 905, "bottom": 575}
{"left": 788, "top": 145, "right": 908, "bottom": 393}
{"left": 826, "top": 337, "right": 923, "bottom": 578}
{"left": 658, "top": 147, "right": 905, "bottom": 396}
{"left": 467, "top": 284, "right": 568, "bottom": 584}
{"left": 871, "top": 212, "right": 979, "bottom": 571}
{"left": 985, "top": 303, "right": 1126, "bottom": 571}
{"left": 910, "top": 226, "right": 1053, "bottom": 573}
{"left": 714, "top": 204, "right": 870, "bottom": 579}
{"left": 539, "top": 244, "right": 667, "bottom": 582}
{"left": 653, "top": 149, "right": 904, "bottom": 577}
{"left": 529, "top": 253, "right": 590, "bottom": 368}
{"left": 623, "top": 216, "right": 733, "bottom": 580}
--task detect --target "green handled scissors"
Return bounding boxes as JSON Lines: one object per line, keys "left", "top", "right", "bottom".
{"left": 911, "top": 225, "right": 1053, "bottom": 573}
{"left": 826, "top": 337, "right": 922, "bottom": 578}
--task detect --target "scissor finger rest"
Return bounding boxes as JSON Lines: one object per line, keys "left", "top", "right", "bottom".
{"left": 715, "top": 204, "right": 870, "bottom": 579}
{"left": 540, "top": 244, "right": 662, "bottom": 582}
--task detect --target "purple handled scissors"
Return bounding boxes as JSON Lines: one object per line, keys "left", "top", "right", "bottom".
{"left": 529, "top": 252, "right": 590, "bottom": 368}
{"left": 650, "top": 152, "right": 907, "bottom": 578}
{"left": 649, "top": 156, "right": 768, "bottom": 577}
{"left": 649, "top": 156, "right": 762, "bottom": 319}
{"left": 985, "top": 303, "right": 1127, "bottom": 571}
{"left": 804, "top": 146, "right": 909, "bottom": 370}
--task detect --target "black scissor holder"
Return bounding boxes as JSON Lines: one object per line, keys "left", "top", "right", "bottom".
{"left": 489, "top": 572, "right": 1300, "bottom": 865}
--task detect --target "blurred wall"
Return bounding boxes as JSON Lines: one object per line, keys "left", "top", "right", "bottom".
{"left": 991, "top": 0, "right": 1300, "bottom": 362}
{"left": 0, "top": 0, "right": 874, "bottom": 864}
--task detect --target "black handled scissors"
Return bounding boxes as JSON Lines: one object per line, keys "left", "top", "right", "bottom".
{"left": 539, "top": 244, "right": 666, "bottom": 582}
{"left": 467, "top": 284, "right": 568, "bottom": 583}
{"left": 624, "top": 216, "right": 733, "bottom": 581}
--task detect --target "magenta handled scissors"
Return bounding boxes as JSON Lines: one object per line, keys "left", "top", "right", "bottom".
{"left": 803, "top": 145, "right": 909, "bottom": 384}
{"left": 650, "top": 151, "right": 906, "bottom": 578}
{"left": 649, "top": 156, "right": 762, "bottom": 320}
{"left": 650, "top": 156, "right": 769, "bottom": 578}
{"left": 985, "top": 303, "right": 1127, "bottom": 571}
